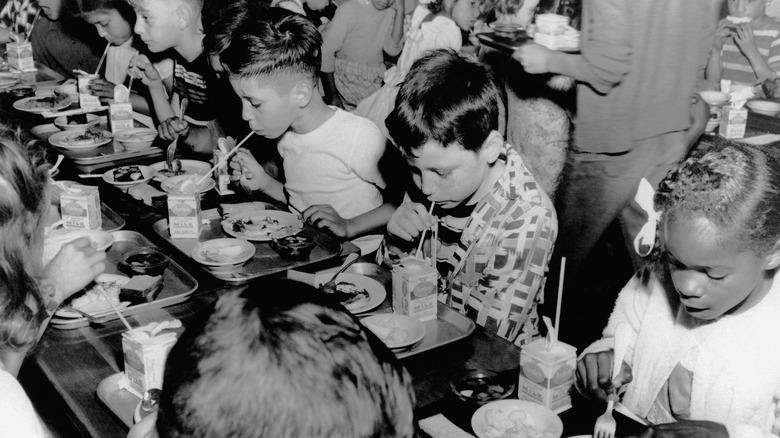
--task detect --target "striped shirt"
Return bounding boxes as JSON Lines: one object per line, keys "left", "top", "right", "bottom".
{"left": 720, "top": 18, "right": 780, "bottom": 85}
{"left": 378, "top": 145, "right": 558, "bottom": 346}
{"left": 172, "top": 52, "right": 216, "bottom": 126}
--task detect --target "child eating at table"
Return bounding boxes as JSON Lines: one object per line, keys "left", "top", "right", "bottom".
{"left": 577, "top": 143, "right": 780, "bottom": 434}
{"left": 127, "top": 278, "right": 415, "bottom": 438}
{"left": 378, "top": 49, "right": 557, "bottom": 347}
{"left": 126, "top": 0, "right": 222, "bottom": 154}
{"left": 216, "top": 8, "right": 397, "bottom": 239}
{"left": 707, "top": 0, "right": 780, "bottom": 87}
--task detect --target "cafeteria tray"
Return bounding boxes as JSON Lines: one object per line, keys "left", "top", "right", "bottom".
{"left": 49, "top": 230, "right": 199, "bottom": 329}
{"left": 100, "top": 203, "right": 126, "bottom": 232}
{"left": 151, "top": 215, "right": 344, "bottom": 283}
{"left": 96, "top": 372, "right": 139, "bottom": 428}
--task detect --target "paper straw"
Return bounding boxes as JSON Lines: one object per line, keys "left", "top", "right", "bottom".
{"left": 94, "top": 42, "right": 110, "bottom": 76}
{"left": 95, "top": 287, "right": 133, "bottom": 331}
{"left": 553, "top": 256, "right": 566, "bottom": 342}
{"left": 195, "top": 131, "right": 254, "bottom": 187}
{"left": 24, "top": 9, "right": 40, "bottom": 42}
{"left": 415, "top": 202, "right": 436, "bottom": 258}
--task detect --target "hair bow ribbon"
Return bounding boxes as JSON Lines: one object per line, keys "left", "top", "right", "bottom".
{"left": 633, "top": 178, "right": 661, "bottom": 257}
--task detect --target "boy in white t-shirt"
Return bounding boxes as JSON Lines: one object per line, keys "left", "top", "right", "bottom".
{"left": 215, "top": 7, "right": 396, "bottom": 238}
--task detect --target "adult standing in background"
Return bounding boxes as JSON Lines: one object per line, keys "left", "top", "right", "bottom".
{"left": 31, "top": 0, "right": 104, "bottom": 78}
{"left": 512, "top": 0, "right": 717, "bottom": 345}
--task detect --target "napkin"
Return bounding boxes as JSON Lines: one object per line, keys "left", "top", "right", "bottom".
{"left": 419, "top": 414, "right": 475, "bottom": 438}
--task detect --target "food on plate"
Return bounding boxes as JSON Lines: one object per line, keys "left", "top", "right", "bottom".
{"left": 62, "top": 127, "right": 110, "bottom": 146}
{"left": 726, "top": 15, "right": 751, "bottom": 24}
{"left": 364, "top": 318, "right": 410, "bottom": 345}
{"left": 113, "top": 165, "right": 145, "bottom": 182}
{"left": 18, "top": 90, "right": 69, "bottom": 110}
{"left": 66, "top": 276, "right": 127, "bottom": 315}
{"left": 120, "top": 274, "right": 163, "bottom": 304}
{"left": 203, "top": 244, "right": 247, "bottom": 263}
{"left": 270, "top": 233, "right": 316, "bottom": 260}
{"left": 321, "top": 281, "right": 370, "bottom": 308}
{"left": 482, "top": 407, "right": 557, "bottom": 438}
{"left": 232, "top": 217, "right": 280, "bottom": 235}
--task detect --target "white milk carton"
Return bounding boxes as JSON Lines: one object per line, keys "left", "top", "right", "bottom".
{"left": 391, "top": 256, "right": 438, "bottom": 322}
{"left": 517, "top": 338, "right": 577, "bottom": 413}
{"left": 78, "top": 74, "right": 101, "bottom": 109}
{"left": 6, "top": 41, "right": 34, "bottom": 71}
{"left": 167, "top": 192, "right": 201, "bottom": 238}
{"left": 719, "top": 106, "right": 748, "bottom": 139}
{"left": 109, "top": 100, "right": 134, "bottom": 134}
{"left": 214, "top": 137, "right": 234, "bottom": 195}
{"left": 59, "top": 184, "right": 102, "bottom": 230}
{"left": 122, "top": 320, "right": 182, "bottom": 396}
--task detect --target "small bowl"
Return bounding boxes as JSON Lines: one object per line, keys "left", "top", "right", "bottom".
{"left": 699, "top": 90, "right": 729, "bottom": 106}
{"left": 490, "top": 22, "right": 525, "bottom": 37}
{"left": 54, "top": 114, "right": 100, "bottom": 131}
{"left": 120, "top": 247, "right": 169, "bottom": 276}
{"left": 471, "top": 399, "right": 563, "bottom": 438}
{"left": 115, "top": 128, "right": 158, "bottom": 152}
{"left": 746, "top": 99, "right": 780, "bottom": 116}
{"left": 450, "top": 369, "right": 515, "bottom": 405}
{"left": 270, "top": 230, "right": 317, "bottom": 260}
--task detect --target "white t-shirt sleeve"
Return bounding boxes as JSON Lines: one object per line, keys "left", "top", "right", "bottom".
{"left": 0, "top": 368, "right": 46, "bottom": 438}
{"left": 347, "top": 118, "right": 387, "bottom": 189}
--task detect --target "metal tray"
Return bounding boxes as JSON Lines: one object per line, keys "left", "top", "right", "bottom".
{"left": 96, "top": 372, "right": 138, "bottom": 428}
{"left": 49, "top": 230, "right": 199, "bottom": 329}
{"left": 151, "top": 215, "right": 344, "bottom": 283}
{"left": 100, "top": 203, "right": 126, "bottom": 232}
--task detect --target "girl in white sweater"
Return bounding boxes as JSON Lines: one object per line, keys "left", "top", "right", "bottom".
{"left": 578, "top": 143, "right": 780, "bottom": 437}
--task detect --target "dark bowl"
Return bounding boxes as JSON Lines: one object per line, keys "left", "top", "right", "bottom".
{"left": 270, "top": 231, "right": 317, "bottom": 260}
{"left": 449, "top": 369, "right": 515, "bottom": 405}
{"left": 120, "top": 247, "right": 169, "bottom": 276}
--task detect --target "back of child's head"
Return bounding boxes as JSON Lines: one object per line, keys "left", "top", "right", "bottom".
{"left": 204, "top": 0, "right": 271, "bottom": 57}
{"left": 655, "top": 143, "right": 780, "bottom": 256}
{"left": 423, "top": 0, "right": 444, "bottom": 14}
{"left": 156, "top": 277, "right": 416, "bottom": 438}
{"left": 217, "top": 7, "right": 322, "bottom": 82}
{"left": 386, "top": 48, "right": 500, "bottom": 155}
{"left": 79, "top": 0, "right": 136, "bottom": 25}
{"left": 0, "top": 127, "right": 49, "bottom": 356}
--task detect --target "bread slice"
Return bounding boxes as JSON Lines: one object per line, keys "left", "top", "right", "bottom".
{"left": 120, "top": 275, "right": 163, "bottom": 304}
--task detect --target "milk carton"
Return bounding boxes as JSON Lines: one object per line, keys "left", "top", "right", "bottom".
{"left": 6, "top": 41, "right": 34, "bottom": 72}
{"left": 214, "top": 138, "right": 234, "bottom": 195}
{"left": 78, "top": 74, "right": 101, "bottom": 109}
{"left": 167, "top": 192, "right": 201, "bottom": 238}
{"left": 59, "top": 184, "right": 102, "bottom": 230}
{"left": 122, "top": 320, "right": 181, "bottom": 396}
{"left": 719, "top": 106, "right": 748, "bottom": 139}
{"left": 392, "top": 256, "right": 438, "bottom": 322}
{"left": 517, "top": 338, "right": 577, "bottom": 413}
{"left": 109, "top": 100, "right": 134, "bottom": 134}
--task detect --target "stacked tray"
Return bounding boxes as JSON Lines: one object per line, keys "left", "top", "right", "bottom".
{"left": 49, "top": 230, "right": 198, "bottom": 330}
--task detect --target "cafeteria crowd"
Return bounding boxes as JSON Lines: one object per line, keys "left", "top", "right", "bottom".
{"left": 1, "top": 0, "right": 780, "bottom": 436}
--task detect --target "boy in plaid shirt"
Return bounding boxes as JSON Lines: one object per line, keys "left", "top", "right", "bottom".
{"left": 378, "top": 49, "right": 558, "bottom": 346}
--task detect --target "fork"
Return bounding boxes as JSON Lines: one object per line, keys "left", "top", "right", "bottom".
{"left": 167, "top": 98, "right": 188, "bottom": 171}
{"left": 320, "top": 252, "right": 359, "bottom": 293}
{"left": 593, "top": 323, "right": 631, "bottom": 438}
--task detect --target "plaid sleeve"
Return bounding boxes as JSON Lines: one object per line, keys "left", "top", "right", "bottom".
{"left": 0, "top": 1, "right": 37, "bottom": 34}
{"left": 454, "top": 202, "right": 557, "bottom": 346}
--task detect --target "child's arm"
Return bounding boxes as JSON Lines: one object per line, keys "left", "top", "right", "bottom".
{"left": 303, "top": 202, "right": 396, "bottom": 238}
{"left": 732, "top": 23, "right": 776, "bottom": 83}
{"left": 705, "top": 20, "right": 732, "bottom": 84}
{"left": 128, "top": 54, "right": 176, "bottom": 123}
{"left": 229, "top": 148, "right": 286, "bottom": 203}
{"left": 383, "top": 0, "right": 405, "bottom": 57}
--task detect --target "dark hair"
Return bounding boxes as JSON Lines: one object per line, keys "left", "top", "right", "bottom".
{"left": 78, "top": 0, "right": 137, "bottom": 27}
{"left": 425, "top": 0, "right": 444, "bottom": 14}
{"left": 156, "top": 278, "right": 416, "bottom": 438}
{"left": 654, "top": 143, "right": 780, "bottom": 256}
{"left": 203, "top": 0, "right": 271, "bottom": 56}
{"left": 0, "top": 129, "right": 49, "bottom": 353}
{"left": 386, "top": 49, "right": 501, "bottom": 154}
{"left": 217, "top": 7, "right": 322, "bottom": 80}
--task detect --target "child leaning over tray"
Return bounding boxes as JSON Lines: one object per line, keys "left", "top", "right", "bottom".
{"left": 213, "top": 7, "right": 399, "bottom": 240}
{"left": 577, "top": 143, "right": 780, "bottom": 435}
{"left": 377, "top": 49, "right": 557, "bottom": 347}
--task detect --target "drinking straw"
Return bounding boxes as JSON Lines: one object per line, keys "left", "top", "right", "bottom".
{"left": 415, "top": 202, "right": 436, "bottom": 258}
{"left": 553, "top": 256, "right": 566, "bottom": 343}
{"left": 127, "top": 52, "right": 138, "bottom": 93}
{"left": 95, "top": 287, "right": 133, "bottom": 331}
{"left": 195, "top": 131, "right": 254, "bottom": 187}
{"left": 94, "top": 42, "right": 110, "bottom": 76}
{"left": 24, "top": 9, "right": 40, "bottom": 42}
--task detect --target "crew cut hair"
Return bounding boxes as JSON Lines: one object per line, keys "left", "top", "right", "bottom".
{"left": 386, "top": 49, "right": 501, "bottom": 154}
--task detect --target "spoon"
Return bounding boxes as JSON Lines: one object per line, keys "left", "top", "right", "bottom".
{"left": 321, "top": 252, "right": 360, "bottom": 293}
{"left": 49, "top": 154, "right": 64, "bottom": 176}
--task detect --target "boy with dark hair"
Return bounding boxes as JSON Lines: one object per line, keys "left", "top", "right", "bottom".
{"left": 381, "top": 49, "right": 558, "bottom": 347}
{"left": 127, "top": 278, "right": 416, "bottom": 438}
{"left": 217, "top": 8, "right": 396, "bottom": 240}
{"left": 127, "top": 0, "right": 221, "bottom": 154}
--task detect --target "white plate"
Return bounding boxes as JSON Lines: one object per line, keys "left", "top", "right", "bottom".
{"left": 221, "top": 211, "right": 302, "bottom": 242}
{"left": 192, "top": 238, "right": 256, "bottom": 266}
{"left": 361, "top": 313, "right": 425, "bottom": 349}
{"left": 150, "top": 159, "right": 211, "bottom": 180}
{"left": 54, "top": 114, "right": 101, "bottom": 131}
{"left": 471, "top": 399, "right": 563, "bottom": 438}
{"left": 54, "top": 273, "right": 130, "bottom": 318}
{"left": 49, "top": 128, "right": 113, "bottom": 150}
{"left": 160, "top": 174, "right": 216, "bottom": 195}
{"left": 314, "top": 272, "right": 386, "bottom": 314}
{"left": 13, "top": 94, "right": 71, "bottom": 113}
{"left": 102, "top": 165, "right": 156, "bottom": 187}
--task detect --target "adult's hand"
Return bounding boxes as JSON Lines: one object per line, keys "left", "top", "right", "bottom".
{"left": 513, "top": 42, "right": 553, "bottom": 74}
{"left": 576, "top": 349, "right": 633, "bottom": 402}
{"left": 386, "top": 202, "right": 436, "bottom": 242}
